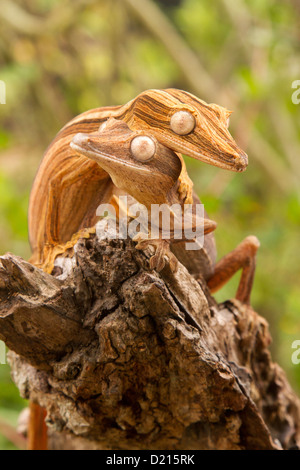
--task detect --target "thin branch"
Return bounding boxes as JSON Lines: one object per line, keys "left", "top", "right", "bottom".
{"left": 123, "top": 0, "right": 217, "bottom": 100}
{"left": 249, "top": 129, "right": 294, "bottom": 192}
{"left": 220, "top": 0, "right": 299, "bottom": 192}
{"left": 0, "top": 0, "right": 43, "bottom": 35}
{"left": 0, "top": 0, "right": 95, "bottom": 35}
{"left": 0, "top": 418, "right": 26, "bottom": 449}
{"left": 267, "top": 102, "right": 300, "bottom": 183}
{"left": 124, "top": 0, "right": 296, "bottom": 193}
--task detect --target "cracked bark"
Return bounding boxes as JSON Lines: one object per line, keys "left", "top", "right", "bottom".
{"left": 0, "top": 228, "right": 299, "bottom": 450}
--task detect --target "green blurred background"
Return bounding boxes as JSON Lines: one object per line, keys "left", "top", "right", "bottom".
{"left": 0, "top": 0, "right": 299, "bottom": 449}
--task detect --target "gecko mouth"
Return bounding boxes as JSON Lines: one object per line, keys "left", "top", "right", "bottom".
{"left": 70, "top": 134, "right": 153, "bottom": 174}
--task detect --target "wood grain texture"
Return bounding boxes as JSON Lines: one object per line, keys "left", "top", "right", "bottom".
{"left": 2, "top": 231, "right": 300, "bottom": 450}
{"left": 23, "top": 89, "right": 258, "bottom": 449}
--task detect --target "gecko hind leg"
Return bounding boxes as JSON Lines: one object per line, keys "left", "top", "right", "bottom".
{"left": 206, "top": 235, "right": 260, "bottom": 305}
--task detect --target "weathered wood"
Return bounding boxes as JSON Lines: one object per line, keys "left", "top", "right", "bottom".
{"left": 1, "top": 229, "right": 300, "bottom": 450}
{"left": 0, "top": 254, "right": 96, "bottom": 369}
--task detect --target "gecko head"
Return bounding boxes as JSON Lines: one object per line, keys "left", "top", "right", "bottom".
{"left": 125, "top": 88, "right": 248, "bottom": 172}
{"left": 70, "top": 118, "right": 183, "bottom": 207}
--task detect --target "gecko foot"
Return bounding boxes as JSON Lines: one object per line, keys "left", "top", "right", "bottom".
{"left": 134, "top": 237, "right": 178, "bottom": 273}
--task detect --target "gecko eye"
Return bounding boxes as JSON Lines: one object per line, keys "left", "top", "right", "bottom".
{"left": 170, "top": 111, "right": 195, "bottom": 135}
{"left": 130, "top": 136, "right": 156, "bottom": 162}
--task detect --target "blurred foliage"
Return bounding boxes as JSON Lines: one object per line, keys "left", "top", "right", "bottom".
{"left": 0, "top": 0, "right": 299, "bottom": 449}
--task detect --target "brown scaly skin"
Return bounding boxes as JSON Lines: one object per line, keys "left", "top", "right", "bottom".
{"left": 70, "top": 118, "right": 217, "bottom": 273}
{"left": 28, "top": 88, "right": 248, "bottom": 268}
{"left": 70, "top": 118, "right": 259, "bottom": 304}
{"left": 27, "top": 89, "right": 257, "bottom": 450}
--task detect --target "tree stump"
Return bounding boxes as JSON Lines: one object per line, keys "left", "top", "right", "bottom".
{"left": 0, "top": 226, "right": 299, "bottom": 450}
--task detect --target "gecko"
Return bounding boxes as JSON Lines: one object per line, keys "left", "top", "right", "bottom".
{"left": 28, "top": 88, "right": 248, "bottom": 272}
{"left": 70, "top": 117, "right": 259, "bottom": 305}
{"left": 27, "top": 89, "right": 258, "bottom": 450}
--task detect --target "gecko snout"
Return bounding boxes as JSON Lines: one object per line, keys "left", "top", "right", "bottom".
{"left": 235, "top": 151, "right": 248, "bottom": 172}
{"left": 71, "top": 133, "right": 90, "bottom": 148}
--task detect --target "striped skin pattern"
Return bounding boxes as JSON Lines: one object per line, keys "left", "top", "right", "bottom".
{"left": 28, "top": 88, "right": 247, "bottom": 268}
{"left": 125, "top": 89, "right": 248, "bottom": 171}
{"left": 27, "top": 89, "right": 257, "bottom": 451}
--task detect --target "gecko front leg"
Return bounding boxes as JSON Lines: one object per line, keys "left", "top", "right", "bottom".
{"left": 133, "top": 214, "right": 217, "bottom": 273}
{"left": 134, "top": 235, "right": 179, "bottom": 272}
